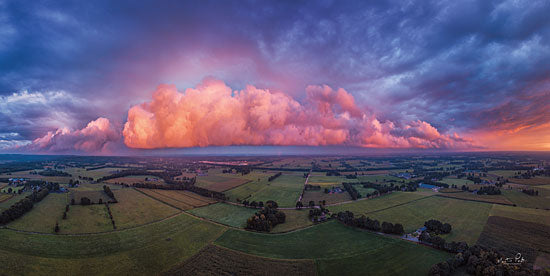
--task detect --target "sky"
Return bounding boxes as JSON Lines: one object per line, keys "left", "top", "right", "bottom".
{"left": 0, "top": 0, "right": 549, "bottom": 155}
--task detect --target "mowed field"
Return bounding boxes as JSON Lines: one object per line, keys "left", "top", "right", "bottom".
{"left": 136, "top": 188, "right": 216, "bottom": 210}
{"left": 195, "top": 170, "right": 251, "bottom": 192}
{"left": 502, "top": 189, "right": 550, "bottom": 209}
{"left": 330, "top": 192, "right": 430, "bottom": 214}
{"left": 0, "top": 213, "right": 226, "bottom": 275}
{"left": 64, "top": 167, "right": 126, "bottom": 180}
{"left": 109, "top": 188, "right": 180, "bottom": 229}
{"left": 7, "top": 193, "right": 68, "bottom": 233}
{"left": 364, "top": 196, "right": 492, "bottom": 245}
{"left": 436, "top": 192, "right": 514, "bottom": 205}
{"left": 188, "top": 203, "right": 257, "bottom": 228}
{"left": 215, "top": 221, "right": 451, "bottom": 275}
{"left": 167, "top": 244, "right": 316, "bottom": 275}
{"left": 302, "top": 189, "right": 352, "bottom": 205}
{"left": 225, "top": 172, "right": 304, "bottom": 207}
{"left": 105, "top": 175, "right": 165, "bottom": 185}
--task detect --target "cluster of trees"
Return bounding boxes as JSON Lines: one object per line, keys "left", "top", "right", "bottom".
{"left": 69, "top": 179, "right": 81, "bottom": 187}
{"left": 80, "top": 197, "right": 92, "bottom": 205}
{"left": 325, "top": 171, "right": 341, "bottom": 176}
{"left": 429, "top": 245, "right": 535, "bottom": 276}
{"left": 420, "top": 232, "right": 466, "bottom": 252}
{"left": 233, "top": 166, "right": 252, "bottom": 175}
{"left": 62, "top": 204, "right": 69, "bottom": 220}
{"left": 467, "top": 175, "right": 483, "bottom": 184}
{"left": 77, "top": 176, "right": 93, "bottom": 181}
{"left": 242, "top": 200, "right": 263, "bottom": 208}
{"left": 267, "top": 172, "right": 282, "bottom": 182}
{"left": 424, "top": 219, "right": 452, "bottom": 234}
{"left": 38, "top": 169, "right": 71, "bottom": 177}
{"left": 477, "top": 186, "right": 501, "bottom": 195}
{"left": 0, "top": 188, "right": 50, "bottom": 224}
{"left": 245, "top": 201, "right": 286, "bottom": 232}
{"left": 336, "top": 211, "right": 404, "bottom": 235}
{"left": 413, "top": 179, "right": 450, "bottom": 188}
{"left": 345, "top": 174, "right": 357, "bottom": 179}
{"left": 304, "top": 184, "right": 321, "bottom": 190}
{"left": 521, "top": 189, "right": 539, "bottom": 196}
{"left": 308, "top": 206, "right": 330, "bottom": 222}
{"left": 103, "top": 185, "right": 117, "bottom": 202}
{"left": 342, "top": 183, "right": 360, "bottom": 200}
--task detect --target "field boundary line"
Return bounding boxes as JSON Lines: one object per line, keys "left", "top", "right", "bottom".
{"left": 363, "top": 195, "right": 435, "bottom": 215}
{"left": 146, "top": 189, "right": 199, "bottom": 208}
{"left": 435, "top": 194, "right": 514, "bottom": 206}
{"left": 134, "top": 188, "right": 193, "bottom": 210}
{"left": 0, "top": 211, "right": 184, "bottom": 236}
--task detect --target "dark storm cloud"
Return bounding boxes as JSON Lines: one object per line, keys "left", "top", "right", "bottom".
{"left": 0, "top": 0, "right": 549, "bottom": 151}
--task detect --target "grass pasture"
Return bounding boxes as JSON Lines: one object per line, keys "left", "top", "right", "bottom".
{"left": 436, "top": 192, "right": 513, "bottom": 205}
{"left": 271, "top": 209, "right": 314, "bottom": 233}
{"left": 7, "top": 193, "right": 67, "bottom": 233}
{"left": 508, "top": 176, "right": 550, "bottom": 186}
{"left": 302, "top": 188, "right": 352, "bottom": 205}
{"left": 195, "top": 173, "right": 250, "bottom": 192}
{"left": 502, "top": 190, "right": 550, "bottom": 209}
{"left": 0, "top": 213, "right": 226, "bottom": 275}
{"left": 215, "top": 221, "right": 450, "bottom": 275}
{"left": 489, "top": 204, "right": 550, "bottom": 226}
{"left": 189, "top": 203, "right": 257, "bottom": 228}
{"left": 364, "top": 196, "right": 492, "bottom": 245}
{"left": 59, "top": 204, "right": 113, "bottom": 233}
{"left": 71, "top": 190, "right": 111, "bottom": 204}
{"left": 109, "top": 188, "right": 180, "bottom": 229}
{"left": 0, "top": 192, "right": 30, "bottom": 211}
{"left": 330, "top": 192, "right": 430, "bottom": 214}
{"left": 167, "top": 244, "right": 316, "bottom": 275}
{"left": 0, "top": 193, "right": 13, "bottom": 203}
{"left": 105, "top": 175, "right": 165, "bottom": 185}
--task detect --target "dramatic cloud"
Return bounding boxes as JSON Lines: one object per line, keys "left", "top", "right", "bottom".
{"left": 123, "top": 79, "right": 475, "bottom": 149}
{"left": 19, "top": 117, "right": 119, "bottom": 153}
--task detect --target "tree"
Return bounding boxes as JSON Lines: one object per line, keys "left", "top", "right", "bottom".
{"left": 54, "top": 222, "right": 59, "bottom": 233}
{"left": 381, "top": 221, "right": 394, "bottom": 234}
{"left": 393, "top": 223, "right": 404, "bottom": 235}
{"left": 308, "top": 201, "right": 315, "bottom": 208}
{"left": 295, "top": 201, "right": 303, "bottom": 209}
{"left": 80, "top": 197, "right": 91, "bottom": 205}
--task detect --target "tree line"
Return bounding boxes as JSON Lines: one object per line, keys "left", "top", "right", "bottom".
{"left": 0, "top": 187, "right": 50, "bottom": 224}
{"left": 267, "top": 172, "right": 282, "bottom": 182}
{"left": 336, "top": 211, "right": 404, "bottom": 235}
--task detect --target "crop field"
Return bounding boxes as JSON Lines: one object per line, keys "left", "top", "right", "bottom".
{"left": 64, "top": 167, "right": 125, "bottom": 180}
{"left": 109, "top": 188, "right": 180, "bottom": 229}
{"left": 215, "top": 221, "right": 450, "bottom": 275}
{"left": 105, "top": 175, "right": 165, "bottom": 185}
{"left": 167, "top": 244, "right": 317, "bottom": 275}
{"left": 7, "top": 193, "right": 67, "bottom": 233}
{"left": 302, "top": 188, "right": 352, "bottom": 205}
{"left": 195, "top": 173, "right": 250, "bottom": 192}
{"left": 0, "top": 213, "right": 226, "bottom": 275}
{"left": 307, "top": 173, "right": 347, "bottom": 186}
{"left": 508, "top": 176, "right": 550, "bottom": 186}
{"left": 435, "top": 192, "right": 514, "bottom": 205}
{"left": 502, "top": 190, "right": 550, "bottom": 209}
{"left": 0, "top": 193, "right": 13, "bottom": 203}
{"left": 188, "top": 203, "right": 257, "bottom": 228}
{"left": 477, "top": 216, "right": 550, "bottom": 263}
{"left": 330, "top": 192, "right": 431, "bottom": 214}
{"left": 365, "top": 196, "right": 492, "bottom": 245}
{"left": 489, "top": 204, "right": 550, "bottom": 226}
{"left": 488, "top": 170, "right": 523, "bottom": 178}
{"left": 136, "top": 188, "right": 215, "bottom": 210}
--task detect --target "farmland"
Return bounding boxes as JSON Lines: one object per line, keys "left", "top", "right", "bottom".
{"left": 0, "top": 153, "right": 549, "bottom": 274}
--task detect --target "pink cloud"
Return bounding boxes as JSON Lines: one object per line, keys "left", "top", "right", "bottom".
{"left": 22, "top": 117, "right": 120, "bottom": 153}
{"left": 123, "top": 78, "right": 476, "bottom": 150}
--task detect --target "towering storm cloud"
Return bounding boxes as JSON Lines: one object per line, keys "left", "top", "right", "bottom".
{"left": 21, "top": 117, "right": 119, "bottom": 153}
{"left": 123, "top": 79, "right": 474, "bottom": 149}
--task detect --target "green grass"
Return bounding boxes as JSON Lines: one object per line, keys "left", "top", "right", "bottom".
{"left": 188, "top": 203, "right": 257, "bottom": 228}
{"left": 440, "top": 178, "right": 474, "bottom": 187}
{"left": 59, "top": 204, "right": 113, "bottom": 233}
{"left": 271, "top": 209, "right": 314, "bottom": 233}
{"left": 109, "top": 188, "right": 180, "bottom": 229}
{"left": 502, "top": 189, "right": 550, "bottom": 209}
{"left": 330, "top": 192, "right": 430, "bottom": 214}
{"left": 215, "top": 221, "right": 450, "bottom": 275}
{"left": 489, "top": 204, "right": 550, "bottom": 226}
{"left": 226, "top": 172, "right": 304, "bottom": 207}
{"left": 1, "top": 185, "right": 25, "bottom": 194}
{"left": 8, "top": 193, "right": 68, "bottom": 233}
{"left": 0, "top": 213, "right": 226, "bottom": 275}
{"left": 0, "top": 191, "right": 30, "bottom": 211}
{"left": 365, "top": 196, "right": 492, "bottom": 245}
{"left": 354, "top": 186, "right": 377, "bottom": 197}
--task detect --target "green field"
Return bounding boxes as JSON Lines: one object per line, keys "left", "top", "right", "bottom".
{"left": 330, "top": 192, "right": 431, "bottom": 214}
{"left": 0, "top": 191, "right": 30, "bottom": 211}
{"left": 489, "top": 204, "right": 550, "bottom": 226}
{"left": 188, "top": 203, "right": 257, "bottom": 228}
{"left": 8, "top": 193, "right": 68, "bottom": 233}
{"left": 440, "top": 177, "right": 474, "bottom": 187}
{"left": 59, "top": 204, "right": 113, "bottom": 233}
{"left": 354, "top": 186, "right": 377, "bottom": 197}
{"left": 109, "top": 188, "right": 180, "bottom": 229}
{"left": 502, "top": 189, "right": 550, "bottom": 209}
{"left": 366, "top": 196, "right": 492, "bottom": 245}
{"left": 225, "top": 172, "right": 304, "bottom": 207}
{"left": 215, "top": 221, "right": 451, "bottom": 275}
{"left": 0, "top": 213, "right": 226, "bottom": 275}
{"left": 271, "top": 209, "right": 314, "bottom": 233}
